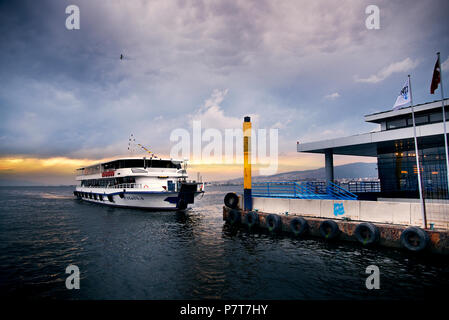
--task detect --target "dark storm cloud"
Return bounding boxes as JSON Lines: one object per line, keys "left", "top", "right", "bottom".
{"left": 0, "top": 0, "right": 449, "bottom": 160}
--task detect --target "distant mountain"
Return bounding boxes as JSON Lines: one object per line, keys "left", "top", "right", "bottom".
{"left": 214, "top": 162, "right": 377, "bottom": 185}
{"left": 0, "top": 178, "right": 75, "bottom": 187}
{"left": 0, "top": 179, "right": 44, "bottom": 186}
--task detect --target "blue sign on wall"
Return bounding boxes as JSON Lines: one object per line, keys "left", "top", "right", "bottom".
{"left": 333, "top": 203, "right": 345, "bottom": 216}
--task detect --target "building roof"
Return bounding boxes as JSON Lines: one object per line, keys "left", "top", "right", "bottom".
{"left": 297, "top": 121, "right": 448, "bottom": 156}
{"left": 364, "top": 98, "right": 449, "bottom": 124}
{"left": 298, "top": 99, "right": 449, "bottom": 156}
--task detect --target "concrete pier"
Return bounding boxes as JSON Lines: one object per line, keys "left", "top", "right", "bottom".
{"left": 223, "top": 206, "right": 449, "bottom": 255}
{"left": 252, "top": 197, "right": 449, "bottom": 230}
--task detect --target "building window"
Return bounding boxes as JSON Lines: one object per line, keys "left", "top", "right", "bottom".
{"left": 406, "top": 115, "right": 428, "bottom": 126}
{"left": 430, "top": 112, "right": 443, "bottom": 123}
{"left": 378, "top": 145, "right": 448, "bottom": 199}
{"left": 387, "top": 118, "right": 407, "bottom": 129}
{"left": 415, "top": 115, "right": 429, "bottom": 125}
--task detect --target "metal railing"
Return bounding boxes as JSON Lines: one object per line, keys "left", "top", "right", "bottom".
{"left": 113, "top": 183, "right": 143, "bottom": 189}
{"left": 80, "top": 183, "right": 144, "bottom": 189}
{"left": 79, "top": 181, "right": 201, "bottom": 190}
{"left": 252, "top": 181, "right": 358, "bottom": 200}
{"left": 339, "top": 181, "right": 381, "bottom": 193}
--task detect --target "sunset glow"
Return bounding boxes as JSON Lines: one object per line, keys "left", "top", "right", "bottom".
{"left": 0, "top": 152, "right": 376, "bottom": 185}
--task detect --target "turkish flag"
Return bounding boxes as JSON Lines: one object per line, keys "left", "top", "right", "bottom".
{"left": 430, "top": 57, "right": 441, "bottom": 94}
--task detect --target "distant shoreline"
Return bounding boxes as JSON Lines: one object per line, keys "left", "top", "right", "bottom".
{"left": 0, "top": 185, "right": 77, "bottom": 187}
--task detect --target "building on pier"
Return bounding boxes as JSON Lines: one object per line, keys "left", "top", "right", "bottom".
{"left": 297, "top": 99, "right": 449, "bottom": 200}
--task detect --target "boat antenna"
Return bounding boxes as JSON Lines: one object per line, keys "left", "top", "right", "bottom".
{"left": 137, "top": 143, "right": 157, "bottom": 158}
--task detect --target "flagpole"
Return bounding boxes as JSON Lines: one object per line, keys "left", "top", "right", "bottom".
{"left": 409, "top": 74, "right": 427, "bottom": 228}
{"left": 437, "top": 52, "right": 449, "bottom": 198}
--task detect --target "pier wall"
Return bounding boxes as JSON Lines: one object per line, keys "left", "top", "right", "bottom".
{"left": 223, "top": 206, "right": 449, "bottom": 255}
{"left": 252, "top": 197, "right": 449, "bottom": 230}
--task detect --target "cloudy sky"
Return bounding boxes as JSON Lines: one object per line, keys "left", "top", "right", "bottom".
{"left": 1, "top": 0, "right": 449, "bottom": 184}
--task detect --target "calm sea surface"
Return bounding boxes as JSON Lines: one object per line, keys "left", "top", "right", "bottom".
{"left": 0, "top": 185, "right": 448, "bottom": 300}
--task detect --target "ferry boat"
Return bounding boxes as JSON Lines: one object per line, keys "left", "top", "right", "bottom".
{"left": 73, "top": 157, "right": 204, "bottom": 210}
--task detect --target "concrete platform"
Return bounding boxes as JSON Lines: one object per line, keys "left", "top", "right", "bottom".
{"left": 252, "top": 197, "right": 449, "bottom": 230}
{"left": 223, "top": 206, "right": 449, "bottom": 255}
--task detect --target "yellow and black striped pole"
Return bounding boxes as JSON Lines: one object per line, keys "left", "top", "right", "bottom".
{"left": 243, "top": 116, "right": 252, "bottom": 211}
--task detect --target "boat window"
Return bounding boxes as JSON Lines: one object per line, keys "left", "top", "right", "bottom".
{"left": 103, "top": 161, "right": 118, "bottom": 170}
{"left": 123, "top": 177, "right": 136, "bottom": 183}
{"left": 92, "top": 159, "right": 182, "bottom": 171}
{"left": 124, "top": 160, "right": 145, "bottom": 168}
{"left": 145, "top": 160, "right": 181, "bottom": 169}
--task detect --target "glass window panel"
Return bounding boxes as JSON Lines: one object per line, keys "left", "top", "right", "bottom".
{"left": 387, "top": 118, "right": 407, "bottom": 129}
{"left": 430, "top": 112, "right": 443, "bottom": 122}
{"left": 407, "top": 115, "right": 428, "bottom": 125}
{"left": 415, "top": 115, "right": 428, "bottom": 124}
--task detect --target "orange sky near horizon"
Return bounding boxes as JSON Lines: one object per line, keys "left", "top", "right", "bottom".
{"left": 0, "top": 152, "right": 376, "bottom": 185}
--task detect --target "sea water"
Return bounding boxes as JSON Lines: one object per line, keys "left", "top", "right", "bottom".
{"left": 0, "top": 185, "right": 448, "bottom": 299}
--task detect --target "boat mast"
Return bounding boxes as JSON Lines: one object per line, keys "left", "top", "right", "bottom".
{"left": 128, "top": 134, "right": 136, "bottom": 155}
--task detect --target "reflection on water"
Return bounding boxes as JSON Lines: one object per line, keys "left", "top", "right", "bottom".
{"left": 0, "top": 185, "right": 448, "bottom": 299}
{"left": 40, "top": 193, "right": 74, "bottom": 200}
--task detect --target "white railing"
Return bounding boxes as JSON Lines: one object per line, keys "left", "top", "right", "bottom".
{"left": 80, "top": 181, "right": 203, "bottom": 190}
{"left": 113, "top": 183, "right": 143, "bottom": 189}
{"left": 80, "top": 183, "right": 144, "bottom": 189}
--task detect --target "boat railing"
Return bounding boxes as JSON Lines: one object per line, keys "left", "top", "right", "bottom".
{"left": 80, "top": 183, "right": 144, "bottom": 189}
{"left": 80, "top": 180, "right": 204, "bottom": 189}
{"left": 113, "top": 183, "right": 143, "bottom": 189}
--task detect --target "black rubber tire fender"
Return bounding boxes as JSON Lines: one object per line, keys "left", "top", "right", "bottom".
{"left": 265, "top": 214, "right": 282, "bottom": 233}
{"left": 400, "top": 226, "right": 429, "bottom": 252}
{"left": 227, "top": 209, "right": 241, "bottom": 225}
{"left": 290, "top": 217, "right": 309, "bottom": 236}
{"left": 244, "top": 211, "right": 259, "bottom": 228}
{"left": 319, "top": 220, "right": 340, "bottom": 240}
{"left": 354, "top": 222, "right": 380, "bottom": 245}
{"left": 224, "top": 193, "right": 239, "bottom": 209}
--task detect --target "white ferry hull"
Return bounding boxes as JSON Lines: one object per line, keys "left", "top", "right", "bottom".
{"left": 74, "top": 156, "right": 204, "bottom": 211}
{"left": 74, "top": 187, "right": 203, "bottom": 210}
